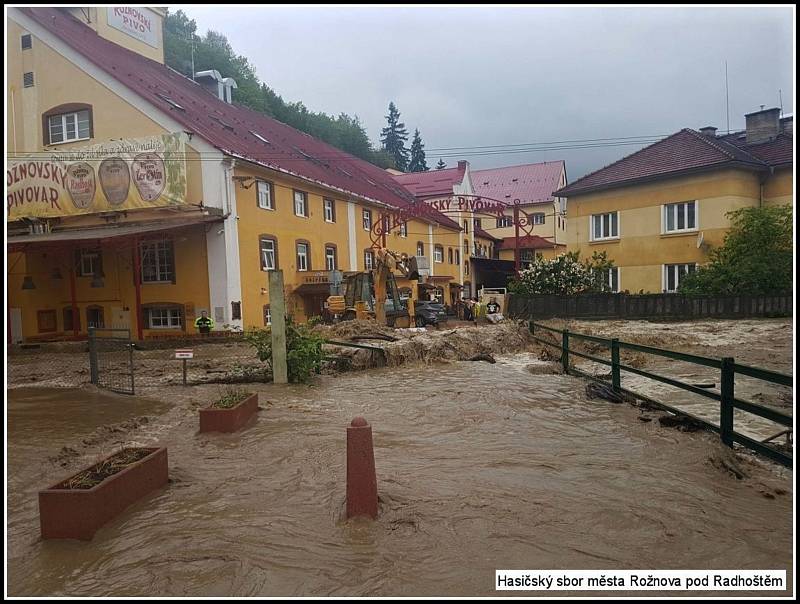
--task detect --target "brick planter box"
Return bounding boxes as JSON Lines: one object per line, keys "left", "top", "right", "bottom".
{"left": 39, "top": 447, "right": 168, "bottom": 541}
{"left": 199, "top": 393, "right": 259, "bottom": 433}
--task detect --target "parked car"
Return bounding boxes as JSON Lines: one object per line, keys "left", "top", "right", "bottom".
{"left": 414, "top": 300, "right": 447, "bottom": 327}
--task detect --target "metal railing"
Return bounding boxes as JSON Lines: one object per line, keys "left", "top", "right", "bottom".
{"left": 529, "top": 321, "right": 793, "bottom": 467}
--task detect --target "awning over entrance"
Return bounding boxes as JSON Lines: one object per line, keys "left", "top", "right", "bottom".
{"left": 293, "top": 282, "right": 332, "bottom": 295}
{"left": 7, "top": 214, "right": 223, "bottom": 249}
{"left": 426, "top": 275, "right": 454, "bottom": 282}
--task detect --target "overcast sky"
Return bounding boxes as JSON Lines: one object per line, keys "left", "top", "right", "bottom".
{"left": 177, "top": 5, "right": 794, "bottom": 180}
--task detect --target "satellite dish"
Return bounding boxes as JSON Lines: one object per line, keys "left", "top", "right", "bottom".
{"left": 696, "top": 231, "right": 705, "bottom": 249}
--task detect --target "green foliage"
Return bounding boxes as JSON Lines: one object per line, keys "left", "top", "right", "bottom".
{"left": 213, "top": 386, "right": 251, "bottom": 409}
{"left": 408, "top": 129, "right": 429, "bottom": 172}
{"left": 164, "top": 10, "right": 385, "bottom": 165}
{"left": 509, "top": 251, "right": 617, "bottom": 295}
{"left": 678, "top": 204, "right": 793, "bottom": 295}
{"left": 244, "top": 318, "right": 326, "bottom": 384}
{"left": 380, "top": 102, "right": 410, "bottom": 171}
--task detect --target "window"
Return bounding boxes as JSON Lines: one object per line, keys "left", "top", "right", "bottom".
{"left": 23, "top": 72, "right": 34, "bottom": 88}
{"left": 663, "top": 263, "right": 696, "bottom": 293}
{"left": 77, "top": 248, "right": 101, "bottom": 277}
{"left": 473, "top": 218, "right": 481, "bottom": 231}
{"left": 448, "top": 248, "right": 454, "bottom": 264}
{"left": 463, "top": 220, "right": 469, "bottom": 233}
{"left": 86, "top": 306, "right": 105, "bottom": 329}
{"left": 416, "top": 242, "right": 424, "bottom": 256}
{"left": 293, "top": 190, "right": 308, "bottom": 217}
{"left": 148, "top": 307, "right": 182, "bottom": 329}
{"left": 463, "top": 239, "right": 469, "bottom": 255}
{"left": 663, "top": 201, "right": 697, "bottom": 233}
{"left": 257, "top": 180, "right": 274, "bottom": 210}
{"left": 364, "top": 250, "right": 374, "bottom": 270}
{"left": 532, "top": 212, "right": 545, "bottom": 225}
{"left": 325, "top": 245, "right": 337, "bottom": 271}
{"left": 263, "top": 305, "right": 272, "bottom": 326}
{"left": 323, "top": 198, "right": 336, "bottom": 223}
{"left": 63, "top": 307, "right": 81, "bottom": 332}
{"left": 21, "top": 34, "right": 32, "bottom": 50}
{"left": 496, "top": 216, "right": 513, "bottom": 228}
{"left": 454, "top": 249, "right": 460, "bottom": 265}
{"left": 434, "top": 245, "right": 444, "bottom": 263}
{"left": 259, "top": 237, "right": 277, "bottom": 271}
{"left": 399, "top": 222, "right": 407, "bottom": 238}
{"left": 590, "top": 212, "right": 619, "bottom": 241}
{"left": 47, "top": 110, "right": 91, "bottom": 145}
{"left": 296, "top": 242, "right": 309, "bottom": 271}
{"left": 140, "top": 240, "right": 175, "bottom": 283}
{"left": 464, "top": 261, "right": 470, "bottom": 276}
{"left": 602, "top": 267, "right": 620, "bottom": 293}
{"left": 362, "top": 209, "right": 372, "bottom": 231}
{"left": 37, "top": 310, "right": 57, "bottom": 333}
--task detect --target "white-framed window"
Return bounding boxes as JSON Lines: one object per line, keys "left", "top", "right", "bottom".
{"left": 296, "top": 242, "right": 309, "bottom": 271}
{"left": 590, "top": 212, "right": 619, "bottom": 241}
{"left": 663, "top": 200, "right": 697, "bottom": 233}
{"left": 434, "top": 245, "right": 444, "bottom": 263}
{"left": 532, "top": 212, "right": 545, "bottom": 225}
{"left": 323, "top": 198, "right": 335, "bottom": 222}
{"left": 399, "top": 222, "right": 407, "bottom": 237}
{"left": 78, "top": 248, "right": 101, "bottom": 277}
{"left": 263, "top": 305, "right": 272, "bottom": 326}
{"left": 257, "top": 180, "right": 273, "bottom": 210}
{"left": 496, "top": 216, "right": 513, "bottom": 228}
{"left": 259, "top": 237, "right": 276, "bottom": 271}
{"left": 603, "top": 267, "right": 620, "bottom": 293}
{"left": 364, "top": 250, "right": 374, "bottom": 270}
{"left": 148, "top": 307, "right": 182, "bottom": 329}
{"left": 362, "top": 209, "right": 372, "bottom": 231}
{"left": 663, "top": 263, "right": 696, "bottom": 293}
{"left": 293, "top": 190, "right": 308, "bottom": 217}
{"left": 325, "top": 245, "right": 337, "bottom": 271}
{"left": 416, "top": 242, "right": 424, "bottom": 256}
{"left": 140, "top": 240, "right": 174, "bottom": 283}
{"left": 48, "top": 110, "right": 90, "bottom": 144}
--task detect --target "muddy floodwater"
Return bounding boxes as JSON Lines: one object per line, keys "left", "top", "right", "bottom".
{"left": 6, "top": 357, "right": 793, "bottom": 597}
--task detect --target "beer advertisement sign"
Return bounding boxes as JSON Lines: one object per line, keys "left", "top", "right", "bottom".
{"left": 6, "top": 133, "right": 187, "bottom": 221}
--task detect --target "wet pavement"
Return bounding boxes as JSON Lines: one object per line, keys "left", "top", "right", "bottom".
{"left": 5, "top": 357, "right": 794, "bottom": 597}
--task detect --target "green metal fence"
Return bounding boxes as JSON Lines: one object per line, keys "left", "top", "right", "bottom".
{"left": 529, "top": 321, "right": 793, "bottom": 468}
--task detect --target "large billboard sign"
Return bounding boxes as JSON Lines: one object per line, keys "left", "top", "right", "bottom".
{"left": 107, "top": 6, "right": 160, "bottom": 48}
{"left": 7, "top": 133, "right": 187, "bottom": 221}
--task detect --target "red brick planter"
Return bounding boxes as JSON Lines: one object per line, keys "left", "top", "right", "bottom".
{"left": 199, "top": 393, "right": 259, "bottom": 433}
{"left": 39, "top": 447, "right": 168, "bottom": 541}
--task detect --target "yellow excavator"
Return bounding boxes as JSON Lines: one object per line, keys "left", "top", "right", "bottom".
{"left": 327, "top": 247, "right": 419, "bottom": 327}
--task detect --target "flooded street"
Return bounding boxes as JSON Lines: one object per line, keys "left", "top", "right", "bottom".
{"left": 6, "top": 355, "right": 793, "bottom": 597}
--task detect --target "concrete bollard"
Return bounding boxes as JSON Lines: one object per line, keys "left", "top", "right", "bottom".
{"left": 346, "top": 417, "right": 378, "bottom": 519}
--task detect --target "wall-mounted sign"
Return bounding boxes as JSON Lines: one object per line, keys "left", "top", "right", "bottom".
{"left": 7, "top": 133, "right": 186, "bottom": 221}
{"left": 107, "top": 7, "right": 159, "bottom": 48}
{"left": 174, "top": 349, "right": 194, "bottom": 359}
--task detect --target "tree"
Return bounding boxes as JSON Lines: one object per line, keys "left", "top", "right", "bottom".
{"left": 678, "top": 204, "right": 792, "bottom": 295}
{"left": 380, "top": 102, "right": 410, "bottom": 172}
{"left": 436, "top": 159, "right": 447, "bottom": 170}
{"left": 408, "top": 129, "right": 429, "bottom": 172}
{"left": 508, "top": 251, "right": 617, "bottom": 295}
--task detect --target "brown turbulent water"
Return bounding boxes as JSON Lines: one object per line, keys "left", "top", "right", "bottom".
{"left": 6, "top": 357, "right": 793, "bottom": 597}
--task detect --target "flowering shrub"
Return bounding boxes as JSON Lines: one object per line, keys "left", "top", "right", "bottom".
{"left": 508, "top": 251, "right": 616, "bottom": 295}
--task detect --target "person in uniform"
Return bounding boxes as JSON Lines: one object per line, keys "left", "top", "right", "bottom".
{"left": 194, "top": 310, "right": 215, "bottom": 337}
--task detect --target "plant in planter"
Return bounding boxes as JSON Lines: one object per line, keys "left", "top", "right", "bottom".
{"left": 39, "top": 446, "right": 168, "bottom": 541}
{"left": 199, "top": 386, "right": 259, "bottom": 433}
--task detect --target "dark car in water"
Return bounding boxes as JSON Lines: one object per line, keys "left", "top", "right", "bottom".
{"left": 414, "top": 300, "right": 447, "bottom": 327}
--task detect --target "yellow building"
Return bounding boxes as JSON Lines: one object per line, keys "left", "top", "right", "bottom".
{"left": 555, "top": 113, "right": 793, "bottom": 293}
{"left": 6, "top": 6, "right": 476, "bottom": 342}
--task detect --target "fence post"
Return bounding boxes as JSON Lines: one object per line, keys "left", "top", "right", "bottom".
{"left": 561, "top": 329, "right": 570, "bottom": 374}
{"left": 129, "top": 342, "right": 135, "bottom": 395}
{"left": 88, "top": 327, "right": 98, "bottom": 385}
{"left": 528, "top": 320, "right": 534, "bottom": 335}
{"left": 720, "top": 357, "right": 735, "bottom": 447}
{"left": 611, "top": 338, "right": 620, "bottom": 390}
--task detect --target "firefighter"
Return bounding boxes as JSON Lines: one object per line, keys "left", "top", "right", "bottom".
{"left": 194, "top": 309, "right": 215, "bottom": 337}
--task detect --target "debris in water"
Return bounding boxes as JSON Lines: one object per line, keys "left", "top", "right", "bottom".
{"left": 585, "top": 381, "right": 626, "bottom": 404}
{"left": 658, "top": 414, "right": 706, "bottom": 432}
{"left": 468, "top": 354, "right": 496, "bottom": 364}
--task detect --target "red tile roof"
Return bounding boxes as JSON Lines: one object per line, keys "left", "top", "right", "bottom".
{"left": 717, "top": 131, "right": 793, "bottom": 167}
{"left": 391, "top": 164, "right": 467, "bottom": 197}
{"left": 474, "top": 226, "right": 501, "bottom": 242}
{"left": 555, "top": 128, "right": 790, "bottom": 197}
{"left": 472, "top": 161, "right": 565, "bottom": 205}
{"left": 498, "top": 235, "right": 564, "bottom": 250}
{"left": 21, "top": 7, "right": 461, "bottom": 230}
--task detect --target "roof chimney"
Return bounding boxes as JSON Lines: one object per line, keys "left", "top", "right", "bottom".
{"left": 457, "top": 160, "right": 468, "bottom": 171}
{"left": 745, "top": 106, "right": 780, "bottom": 144}
{"left": 699, "top": 126, "right": 717, "bottom": 138}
